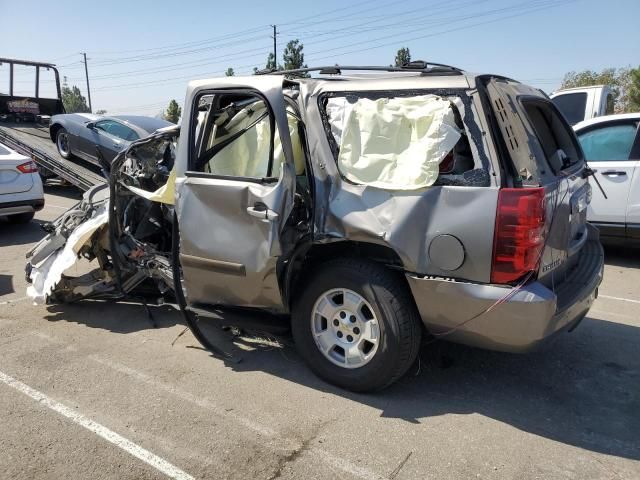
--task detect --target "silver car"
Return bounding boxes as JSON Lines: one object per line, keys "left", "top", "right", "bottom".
{"left": 49, "top": 114, "right": 172, "bottom": 164}
{"left": 27, "top": 64, "right": 604, "bottom": 391}
{"left": 0, "top": 142, "right": 44, "bottom": 223}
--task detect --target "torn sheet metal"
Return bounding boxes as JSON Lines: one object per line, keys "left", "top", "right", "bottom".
{"left": 327, "top": 95, "right": 461, "bottom": 190}
{"left": 27, "top": 203, "right": 109, "bottom": 304}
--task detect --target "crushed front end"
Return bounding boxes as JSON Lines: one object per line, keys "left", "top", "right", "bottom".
{"left": 26, "top": 125, "right": 180, "bottom": 304}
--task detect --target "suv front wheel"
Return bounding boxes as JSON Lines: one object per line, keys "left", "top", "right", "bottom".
{"left": 292, "top": 258, "right": 421, "bottom": 392}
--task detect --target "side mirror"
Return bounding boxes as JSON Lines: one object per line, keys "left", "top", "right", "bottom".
{"left": 86, "top": 122, "right": 95, "bottom": 129}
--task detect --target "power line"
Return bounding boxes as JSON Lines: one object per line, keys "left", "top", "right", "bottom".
{"left": 63, "top": 1, "right": 402, "bottom": 70}
{"left": 66, "top": 0, "right": 489, "bottom": 87}
{"left": 87, "top": 34, "right": 269, "bottom": 67}
{"left": 90, "top": 1, "right": 564, "bottom": 92}
{"left": 86, "top": 26, "right": 267, "bottom": 56}
{"left": 307, "top": 0, "right": 576, "bottom": 63}
{"left": 87, "top": 0, "right": 573, "bottom": 97}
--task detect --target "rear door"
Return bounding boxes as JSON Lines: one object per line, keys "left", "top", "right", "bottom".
{"left": 485, "top": 78, "right": 589, "bottom": 283}
{"left": 176, "top": 77, "right": 297, "bottom": 311}
{"left": 575, "top": 119, "right": 639, "bottom": 237}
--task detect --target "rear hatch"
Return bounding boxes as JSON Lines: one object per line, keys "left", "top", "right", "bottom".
{"left": 481, "top": 77, "right": 590, "bottom": 285}
{"left": 0, "top": 144, "right": 34, "bottom": 195}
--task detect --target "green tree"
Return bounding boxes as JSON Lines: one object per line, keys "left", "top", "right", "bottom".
{"left": 282, "top": 39, "right": 308, "bottom": 77}
{"left": 394, "top": 47, "right": 411, "bottom": 67}
{"left": 164, "top": 99, "right": 182, "bottom": 124}
{"left": 560, "top": 67, "right": 636, "bottom": 113}
{"left": 265, "top": 52, "right": 281, "bottom": 71}
{"left": 62, "top": 85, "right": 90, "bottom": 113}
{"left": 628, "top": 67, "right": 640, "bottom": 112}
{"left": 225, "top": 67, "right": 235, "bottom": 77}
{"left": 95, "top": 109, "right": 107, "bottom": 115}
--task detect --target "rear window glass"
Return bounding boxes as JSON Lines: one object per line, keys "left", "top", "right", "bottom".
{"left": 578, "top": 123, "right": 637, "bottom": 161}
{"left": 522, "top": 100, "right": 583, "bottom": 172}
{"left": 551, "top": 92, "right": 587, "bottom": 126}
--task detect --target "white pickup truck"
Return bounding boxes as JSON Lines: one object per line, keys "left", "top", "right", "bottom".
{"left": 550, "top": 85, "right": 614, "bottom": 126}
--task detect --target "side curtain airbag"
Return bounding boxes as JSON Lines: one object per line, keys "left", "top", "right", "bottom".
{"left": 328, "top": 95, "right": 461, "bottom": 190}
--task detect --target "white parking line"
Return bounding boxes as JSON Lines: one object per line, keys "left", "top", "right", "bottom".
{"left": 599, "top": 294, "right": 640, "bottom": 305}
{"left": 0, "top": 370, "right": 195, "bottom": 480}
{"left": 91, "top": 355, "right": 382, "bottom": 479}
{"left": 21, "top": 331, "right": 382, "bottom": 479}
{"left": 90, "top": 355, "right": 279, "bottom": 438}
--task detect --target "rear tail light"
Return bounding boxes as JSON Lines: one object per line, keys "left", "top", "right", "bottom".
{"left": 491, "top": 187, "right": 546, "bottom": 284}
{"left": 16, "top": 161, "right": 38, "bottom": 174}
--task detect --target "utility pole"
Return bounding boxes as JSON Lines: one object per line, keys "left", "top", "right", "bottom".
{"left": 270, "top": 25, "right": 277, "bottom": 69}
{"left": 81, "top": 52, "right": 92, "bottom": 113}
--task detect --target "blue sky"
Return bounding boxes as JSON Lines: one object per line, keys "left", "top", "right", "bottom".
{"left": 1, "top": 0, "right": 638, "bottom": 115}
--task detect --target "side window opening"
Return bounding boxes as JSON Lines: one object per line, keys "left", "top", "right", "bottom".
{"left": 321, "top": 93, "right": 483, "bottom": 190}
{"left": 200, "top": 95, "right": 272, "bottom": 177}
{"left": 578, "top": 123, "right": 637, "bottom": 161}
{"left": 95, "top": 120, "right": 114, "bottom": 134}
{"left": 110, "top": 122, "right": 138, "bottom": 141}
{"left": 522, "top": 99, "right": 583, "bottom": 173}
{"left": 96, "top": 120, "right": 138, "bottom": 142}
{"left": 192, "top": 93, "right": 278, "bottom": 179}
{"left": 191, "top": 92, "right": 308, "bottom": 182}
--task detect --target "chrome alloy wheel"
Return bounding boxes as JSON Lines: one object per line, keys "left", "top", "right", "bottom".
{"left": 57, "top": 131, "right": 70, "bottom": 156}
{"left": 311, "top": 288, "right": 380, "bottom": 369}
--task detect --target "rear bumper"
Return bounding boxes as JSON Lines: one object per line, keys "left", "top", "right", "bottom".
{"left": 407, "top": 224, "right": 604, "bottom": 353}
{"left": 0, "top": 198, "right": 45, "bottom": 215}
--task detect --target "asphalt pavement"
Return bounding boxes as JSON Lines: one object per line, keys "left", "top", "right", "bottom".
{"left": 1, "top": 186, "right": 638, "bottom": 479}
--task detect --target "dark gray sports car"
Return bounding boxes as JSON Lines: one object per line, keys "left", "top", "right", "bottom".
{"left": 49, "top": 114, "right": 172, "bottom": 164}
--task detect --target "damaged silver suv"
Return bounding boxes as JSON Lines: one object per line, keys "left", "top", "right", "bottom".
{"left": 26, "top": 63, "right": 604, "bottom": 391}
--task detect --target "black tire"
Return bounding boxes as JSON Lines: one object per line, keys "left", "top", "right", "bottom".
{"left": 292, "top": 258, "right": 421, "bottom": 392}
{"left": 55, "top": 128, "right": 72, "bottom": 159}
{"left": 7, "top": 212, "right": 35, "bottom": 224}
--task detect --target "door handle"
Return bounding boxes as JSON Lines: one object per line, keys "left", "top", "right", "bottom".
{"left": 602, "top": 170, "right": 627, "bottom": 177}
{"left": 246, "top": 204, "right": 278, "bottom": 221}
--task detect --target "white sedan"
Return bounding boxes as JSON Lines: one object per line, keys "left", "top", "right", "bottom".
{"left": 574, "top": 113, "right": 640, "bottom": 242}
{"left": 0, "top": 142, "right": 44, "bottom": 223}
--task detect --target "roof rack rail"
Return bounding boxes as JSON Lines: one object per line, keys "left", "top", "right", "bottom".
{"left": 256, "top": 60, "right": 463, "bottom": 77}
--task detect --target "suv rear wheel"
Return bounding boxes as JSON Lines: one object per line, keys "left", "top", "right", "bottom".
{"left": 292, "top": 258, "right": 421, "bottom": 392}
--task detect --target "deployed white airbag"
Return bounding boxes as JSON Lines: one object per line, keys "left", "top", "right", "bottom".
{"left": 126, "top": 168, "right": 177, "bottom": 205}
{"left": 327, "top": 95, "right": 461, "bottom": 190}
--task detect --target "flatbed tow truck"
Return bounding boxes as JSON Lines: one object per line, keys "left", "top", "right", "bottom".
{"left": 0, "top": 57, "right": 105, "bottom": 191}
